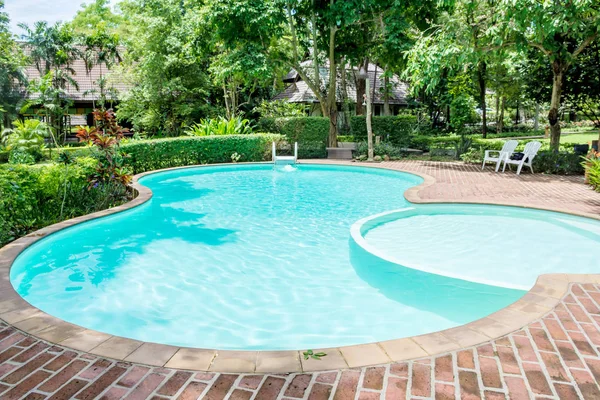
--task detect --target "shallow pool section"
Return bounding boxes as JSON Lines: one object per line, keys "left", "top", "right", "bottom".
{"left": 359, "top": 205, "right": 600, "bottom": 290}
{"left": 11, "top": 164, "right": 527, "bottom": 350}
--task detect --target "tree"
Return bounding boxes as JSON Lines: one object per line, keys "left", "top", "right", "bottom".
{"left": 0, "top": 1, "right": 27, "bottom": 129}
{"left": 117, "top": 0, "right": 214, "bottom": 135}
{"left": 209, "top": 0, "right": 434, "bottom": 147}
{"left": 82, "top": 25, "right": 122, "bottom": 108}
{"left": 19, "top": 21, "right": 80, "bottom": 141}
{"left": 501, "top": 0, "right": 599, "bottom": 150}
{"left": 404, "top": 0, "right": 507, "bottom": 137}
{"left": 69, "top": 0, "right": 127, "bottom": 38}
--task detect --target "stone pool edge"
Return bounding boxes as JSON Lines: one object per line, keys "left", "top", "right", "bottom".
{"left": 0, "top": 160, "right": 596, "bottom": 374}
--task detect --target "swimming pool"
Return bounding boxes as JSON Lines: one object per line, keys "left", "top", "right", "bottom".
{"left": 9, "top": 164, "right": 600, "bottom": 350}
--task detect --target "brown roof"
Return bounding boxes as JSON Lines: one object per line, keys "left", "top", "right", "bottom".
{"left": 274, "top": 61, "right": 409, "bottom": 105}
{"left": 22, "top": 46, "right": 130, "bottom": 102}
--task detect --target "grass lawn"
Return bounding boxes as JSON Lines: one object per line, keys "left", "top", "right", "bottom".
{"left": 543, "top": 131, "right": 599, "bottom": 144}
{"left": 488, "top": 129, "right": 599, "bottom": 144}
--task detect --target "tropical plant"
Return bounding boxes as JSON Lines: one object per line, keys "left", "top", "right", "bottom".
{"left": 19, "top": 22, "right": 80, "bottom": 142}
{"left": 77, "top": 109, "right": 132, "bottom": 198}
{"left": 186, "top": 116, "right": 254, "bottom": 136}
{"left": 8, "top": 150, "right": 36, "bottom": 165}
{"left": 1, "top": 119, "right": 49, "bottom": 159}
{"left": 583, "top": 150, "right": 600, "bottom": 191}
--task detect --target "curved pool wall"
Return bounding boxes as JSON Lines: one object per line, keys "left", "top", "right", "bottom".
{"left": 7, "top": 162, "right": 598, "bottom": 352}
{"left": 352, "top": 204, "right": 600, "bottom": 291}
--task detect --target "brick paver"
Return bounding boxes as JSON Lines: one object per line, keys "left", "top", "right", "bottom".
{"left": 0, "top": 160, "right": 599, "bottom": 399}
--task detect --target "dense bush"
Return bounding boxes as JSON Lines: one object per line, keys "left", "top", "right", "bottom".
{"left": 351, "top": 115, "right": 417, "bottom": 147}
{"left": 532, "top": 151, "right": 585, "bottom": 175}
{"left": 0, "top": 159, "right": 129, "bottom": 246}
{"left": 256, "top": 117, "right": 329, "bottom": 158}
{"left": 121, "top": 134, "right": 282, "bottom": 174}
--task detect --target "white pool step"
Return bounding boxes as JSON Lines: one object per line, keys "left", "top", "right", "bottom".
{"left": 272, "top": 142, "right": 298, "bottom": 165}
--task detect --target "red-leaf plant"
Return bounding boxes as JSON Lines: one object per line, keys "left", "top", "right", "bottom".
{"left": 76, "top": 109, "right": 133, "bottom": 191}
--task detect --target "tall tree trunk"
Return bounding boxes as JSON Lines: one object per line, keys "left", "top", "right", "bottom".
{"left": 478, "top": 62, "right": 487, "bottom": 138}
{"left": 549, "top": 60, "right": 564, "bottom": 151}
{"left": 340, "top": 58, "right": 350, "bottom": 134}
{"left": 355, "top": 59, "right": 368, "bottom": 115}
{"left": 497, "top": 97, "right": 505, "bottom": 134}
{"left": 515, "top": 100, "right": 520, "bottom": 125}
{"left": 327, "top": 21, "right": 338, "bottom": 147}
{"left": 371, "top": 65, "right": 377, "bottom": 117}
{"left": 383, "top": 72, "right": 391, "bottom": 116}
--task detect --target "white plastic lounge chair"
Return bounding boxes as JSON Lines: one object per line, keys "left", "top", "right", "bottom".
{"left": 482, "top": 140, "right": 518, "bottom": 172}
{"left": 502, "top": 141, "right": 542, "bottom": 175}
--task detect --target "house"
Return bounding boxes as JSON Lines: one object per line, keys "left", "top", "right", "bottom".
{"left": 21, "top": 46, "right": 130, "bottom": 135}
{"left": 273, "top": 61, "right": 411, "bottom": 125}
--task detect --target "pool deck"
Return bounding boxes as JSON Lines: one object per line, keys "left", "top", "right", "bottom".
{"left": 0, "top": 160, "right": 599, "bottom": 399}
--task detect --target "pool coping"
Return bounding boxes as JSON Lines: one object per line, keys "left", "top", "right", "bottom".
{"left": 0, "top": 160, "right": 599, "bottom": 374}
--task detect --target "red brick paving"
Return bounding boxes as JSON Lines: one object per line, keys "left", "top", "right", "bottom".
{"left": 0, "top": 160, "right": 599, "bottom": 399}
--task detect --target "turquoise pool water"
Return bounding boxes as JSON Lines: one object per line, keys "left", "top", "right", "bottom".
{"left": 11, "top": 163, "right": 588, "bottom": 350}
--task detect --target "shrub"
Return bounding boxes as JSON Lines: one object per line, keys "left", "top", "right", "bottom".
{"left": 583, "top": 151, "right": 600, "bottom": 190}
{"left": 186, "top": 116, "right": 254, "bottom": 136}
{"left": 533, "top": 151, "right": 585, "bottom": 175}
{"left": 9, "top": 150, "right": 36, "bottom": 165}
{"left": 0, "top": 150, "right": 8, "bottom": 163}
{"left": 351, "top": 115, "right": 417, "bottom": 147}
{"left": 1, "top": 119, "right": 49, "bottom": 161}
{"left": 255, "top": 117, "right": 278, "bottom": 133}
{"left": 258, "top": 117, "right": 329, "bottom": 158}
{"left": 337, "top": 135, "right": 355, "bottom": 143}
{"left": 0, "top": 159, "right": 129, "bottom": 246}
{"left": 121, "top": 134, "right": 283, "bottom": 174}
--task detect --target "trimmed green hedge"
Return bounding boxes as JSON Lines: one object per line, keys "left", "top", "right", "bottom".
{"left": 351, "top": 115, "right": 416, "bottom": 147}
{"left": 256, "top": 117, "right": 329, "bottom": 158}
{"left": 121, "top": 134, "right": 283, "bottom": 174}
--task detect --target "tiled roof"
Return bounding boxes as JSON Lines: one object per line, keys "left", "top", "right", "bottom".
{"left": 274, "top": 62, "right": 409, "bottom": 105}
{"left": 22, "top": 46, "right": 130, "bottom": 102}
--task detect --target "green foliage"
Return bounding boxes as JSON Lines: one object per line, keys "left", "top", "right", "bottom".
{"left": 0, "top": 158, "right": 129, "bottom": 246}
{"left": 533, "top": 151, "right": 585, "bottom": 175}
{"left": 351, "top": 115, "right": 417, "bottom": 147}
{"left": 117, "top": 0, "right": 212, "bottom": 136}
{"left": 8, "top": 150, "right": 36, "bottom": 165}
{"left": 356, "top": 141, "right": 406, "bottom": 158}
{"left": 303, "top": 350, "right": 327, "bottom": 360}
{"left": 584, "top": 152, "right": 600, "bottom": 191}
{"left": 0, "top": 1, "right": 27, "bottom": 130}
{"left": 1, "top": 119, "right": 49, "bottom": 160}
{"left": 186, "top": 117, "right": 254, "bottom": 136}
{"left": 121, "top": 134, "right": 282, "bottom": 174}
{"left": 271, "top": 117, "right": 329, "bottom": 158}
{"left": 254, "top": 100, "right": 308, "bottom": 118}
{"left": 68, "top": 0, "right": 127, "bottom": 37}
